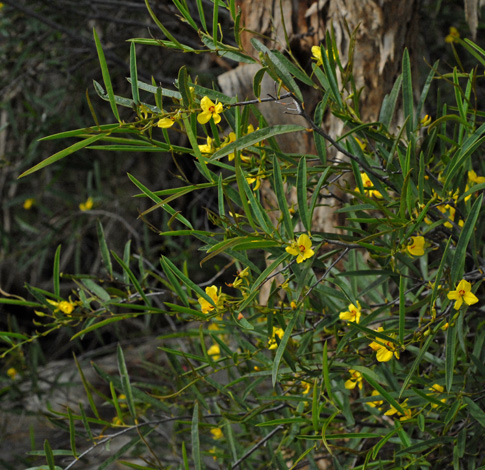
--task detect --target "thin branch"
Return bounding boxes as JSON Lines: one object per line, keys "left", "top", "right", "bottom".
{"left": 231, "top": 424, "right": 284, "bottom": 469}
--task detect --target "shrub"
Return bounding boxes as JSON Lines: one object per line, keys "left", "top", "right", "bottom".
{"left": 1, "top": 2, "right": 484, "bottom": 469}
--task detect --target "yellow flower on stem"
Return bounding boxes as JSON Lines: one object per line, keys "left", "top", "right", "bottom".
{"left": 7, "top": 367, "right": 17, "bottom": 379}
{"left": 198, "top": 136, "right": 216, "bottom": 154}
{"left": 447, "top": 279, "right": 478, "bottom": 310}
{"left": 420, "top": 114, "right": 432, "bottom": 127}
{"left": 79, "top": 197, "right": 93, "bottom": 211}
{"left": 366, "top": 390, "right": 384, "bottom": 409}
{"left": 406, "top": 236, "right": 425, "bottom": 257}
{"left": 358, "top": 173, "right": 383, "bottom": 198}
{"left": 369, "top": 327, "right": 400, "bottom": 362}
{"left": 197, "top": 96, "right": 223, "bottom": 125}
{"left": 285, "top": 234, "right": 315, "bottom": 264}
{"left": 445, "top": 26, "right": 460, "bottom": 43}
{"left": 384, "top": 399, "right": 412, "bottom": 421}
{"left": 428, "top": 383, "right": 447, "bottom": 408}
{"left": 157, "top": 115, "right": 177, "bottom": 128}
{"left": 268, "top": 327, "right": 284, "bottom": 350}
{"left": 344, "top": 369, "right": 363, "bottom": 390}
{"left": 198, "top": 285, "right": 219, "bottom": 314}
{"left": 23, "top": 198, "right": 35, "bottom": 210}
{"left": 47, "top": 299, "right": 76, "bottom": 315}
{"left": 210, "top": 427, "right": 223, "bottom": 440}
{"left": 301, "top": 381, "right": 312, "bottom": 395}
{"left": 246, "top": 175, "right": 262, "bottom": 191}
{"left": 311, "top": 45, "right": 323, "bottom": 66}
{"left": 339, "top": 301, "right": 362, "bottom": 324}
{"left": 468, "top": 170, "right": 485, "bottom": 184}
{"left": 207, "top": 343, "right": 221, "bottom": 360}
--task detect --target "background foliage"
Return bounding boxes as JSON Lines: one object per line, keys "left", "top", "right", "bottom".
{"left": 0, "top": 1, "right": 484, "bottom": 469}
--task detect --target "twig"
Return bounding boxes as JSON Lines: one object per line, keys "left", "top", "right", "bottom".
{"left": 231, "top": 424, "right": 284, "bottom": 469}
{"left": 288, "top": 94, "right": 398, "bottom": 192}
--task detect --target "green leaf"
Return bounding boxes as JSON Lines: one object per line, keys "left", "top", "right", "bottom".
{"left": 212, "top": 124, "right": 306, "bottom": 160}
{"left": 128, "top": 173, "right": 194, "bottom": 229}
{"left": 68, "top": 408, "right": 77, "bottom": 458}
{"left": 19, "top": 134, "right": 103, "bottom": 178}
{"left": 145, "top": 0, "right": 184, "bottom": 49}
{"left": 443, "top": 123, "right": 485, "bottom": 193}
{"left": 237, "top": 251, "right": 290, "bottom": 313}
{"left": 273, "top": 156, "right": 294, "bottom": 239}
{"left": 445, "top": 322, "right": 456, "bottom": 392}
{"left": 96, "top": 220, "right": 113, "bottom": 277}
{"left": 450, "top": 193, "right": 483, "bottom": 283}
{"left": 130, "top": 41, "right": 139, "bottom": 105}
{"left": 402, "top": 48, "right": 414, "bottom": 137}
{"left": 73, "top": 353, "right": 100, "bottom": 419}
{"left": 399, "top": 333, "right": 435, "bottom": 397}
{"left": 93, "top": 28, "right": 120, "bottom": 121}
{"left": 297, "top": 157, "right": 311, "bottom": 232}
{"left": 398, "top": 276, "right": 405, "bottom": 344}
{"left": 192, "top": 402, "right": 201, "bottom": 470}
{"left": 161, "top": 256, "right": 215, "bottom": 308}
{"left": 322, "top": 341, "right": 336, "bottom": 406}
{"left": 361, "top": 373, "right": 405, "bottom": 415}
{"left": 117, "top": 343, "right": 137, "bottom": 420}
{"left": 53, "top": 245, "right": 61, "bottom": 297}
{"left": 463, "top": 397, "right": 485, "bottom": 428}
{"left": 379, "top": 75, "right": 402, "bottom": 129}
{"left": 250, "top": 38, "right": 303, "bottom": 101}
{"left": 272, "top": 312, "right": 299, "bottom": 387}
{"left": 111, "top": 251, "right": 151, "bottom": 307}
{"left": 81, "top": 278, "right": 111, "bottom": 303}
{"left": 320, "top": 37, "right": 343, "bottom": 109}
{"left": 44, "top": 440, "right": 56, "bottom": 470}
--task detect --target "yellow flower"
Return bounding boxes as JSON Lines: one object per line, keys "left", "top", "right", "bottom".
{"left": 358, "top": 173, "right": 383, "bottom": 198}
{"left": 369, "top": 327, "right": 400, "bottom": 362}
{"left": 23, "top": 198, "right": 35, "bottom": 210}
{"left": 268, "top": 327, "right": 284, "bottom": 350}
{"left": 366, "top": 390, "right": 384, "bottom": 409}
{"left": 301, "top": 381, "right": 312, "bottom": 395}
{"left": 207, "top": 343, "right": 221, "bottom": 360}
{"left": 311, "top": 45, "right": 323, "bottom": 66}
{"left": 406, "top": 236, "right": 425, "bottom": 257}
{"left": 79, "top": 197, "right": 93, "bottom": 211}
{"left": 445, "top": 26, "right": 460, "bottom": 43}
{"left": 47, "top": 299, "right": 76, "bottom": 315}
{"left": 437, "top": 203, "right": 455, "bottom": 228}
{"left": 285, "top": 234, "right": 315, "bottom": 264}
{"left": 420, "top": 114, "right": 432, "bottom": 126}
{"left": 344, "top": 369, "right": 363, "bottom": 390}
{"left": 157, "top": 116, "right": 176, "bottom": 128}
{"left": 384, "top": 399, "right": 412, "bottom": 421}
{"left": 468, "top": 170, "right": 485, "bottom": 184}
{"left": 428, "top": 383, "right": 447, "bottom": 408}
{"left": 211, "top": 427, "right": 223, "bottom": 440}
{"left": 198, "top": 136, "right": 216, "bottom": 154}
{"left": 197, "top": 96, "right": 223, "bottom": 125}
{"left": 339, "top": 301, "right": 362, "bottom": 323}
{"left": 441, "top": 322, "right": 449, "bottom": 331}
{"left": 198, "top": 285, "right": 219, "bottom": 314}
{"left": 7, "top": 367, "right": 17, "bottom": 379}
{"left": 447, "top": 279, "right": 478, "bottom": 310}
{"left": 246, "top": 175, "right": 261, "bottom": 191}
